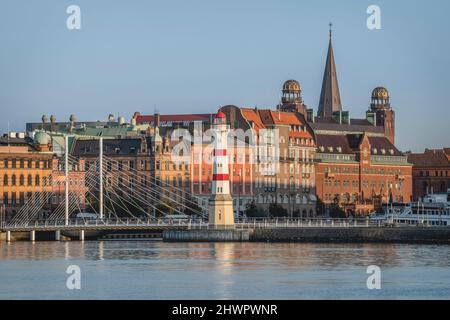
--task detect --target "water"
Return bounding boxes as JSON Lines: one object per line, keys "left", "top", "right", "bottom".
{"left": 1, "top": 241, "right": 450, "bottom": 299}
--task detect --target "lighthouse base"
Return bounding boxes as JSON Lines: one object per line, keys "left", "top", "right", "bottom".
{"left": 208, "top": 194, "right": 235, "bottom": 227}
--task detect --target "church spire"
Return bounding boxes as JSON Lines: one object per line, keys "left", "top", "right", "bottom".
{"left": 318, "top": 23, "right": 342, "bottom": 118}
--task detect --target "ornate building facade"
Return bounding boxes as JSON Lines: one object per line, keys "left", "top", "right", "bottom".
{"left": 0, "top": 133, "right": 54, "bottom": 219}
{"left": 275, "top": 30, "right": 411, "bottom": 216}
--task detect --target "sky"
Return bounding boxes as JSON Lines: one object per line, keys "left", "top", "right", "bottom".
{"left": 0, "top": 0, "right": 448, "bottom": 152}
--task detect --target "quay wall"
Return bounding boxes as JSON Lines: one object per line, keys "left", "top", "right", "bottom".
{"left": 163, "top": 229, "right": 251, "bottom": 242}
{"left": 251, "top": 227, "right": 450, "bottom": 244}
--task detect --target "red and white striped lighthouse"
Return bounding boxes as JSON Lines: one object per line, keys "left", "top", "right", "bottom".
{"left": 209, "top": 110, "right": 234, "bottom": 226}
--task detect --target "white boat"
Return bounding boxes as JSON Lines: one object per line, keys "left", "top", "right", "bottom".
{"left": 370, "top": 190, "right": 450, "bottom": 227}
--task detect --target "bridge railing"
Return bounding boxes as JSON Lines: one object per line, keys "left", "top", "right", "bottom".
{"left": 4, "top": 216, "right": 388, "bottom": 230}
{"left": 4, "top": 217, "right": 208, "bottom": 229}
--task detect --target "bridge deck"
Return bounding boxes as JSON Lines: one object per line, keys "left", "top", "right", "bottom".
{"left": 1, "top": 218, "right": 387, "bottom": 232}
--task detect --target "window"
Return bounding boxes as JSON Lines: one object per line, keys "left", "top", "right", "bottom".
{"left": 3, "top": 174, "right": 8, "bottom": 186}
{"left": 35, "top": 175, "right": 40, "bottom": 186}
{"left": 12, "top": 175, "right": 16, "bottom": 186}
{"left": 19, "top": 175, "right": 24, "bottom": 186}
{"left": 12, "top": 159, "right": 16, "bottom": 168}
{"left": 4, "top": 160, "right": 8, "bottom": 168}
{"left": 20, "top": 159, "right": 24, "bottom": 169}
{"left": 35, "top": 161, "right": 40, "bottom": 169}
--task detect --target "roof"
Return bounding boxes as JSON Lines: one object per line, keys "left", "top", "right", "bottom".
{"left": 408, "top": 149, "right": 450, "bottom": 167}
{"left": 239, "top": 108, "right": 314, "bottom": 139}
{"left": 71, "top": 138, "right": 143, "bottom": 157}
{"left": 318, "top": 37, "right": 342, "bottom": 118}
{"left": 316, "top": 133, "right": 403, "bottom": 156}
{"left": 311, "top": 118, "right": 385, "bottom": 134}
{"left": 0, "top": 136, "right": 37, "bottom": 151}
{"left": 134, "top": 113, "right": 213, "bottom": 125}
{"left": 316, "top": 135, "right": 353, "bottom": 154}
{"left": 0, "top": 136, "right": 30, "bottom": 146}
{"left": 240, "top": 108, "right": 265, "bottom": 132}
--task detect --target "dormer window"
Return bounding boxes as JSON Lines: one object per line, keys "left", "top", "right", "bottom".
{"left": 373, "top": 148, "right": 377, "bottom": 154}
{"left": 389, "top": 149, "right": 394, "bottom": 155}
{"left": 328, "top": 146, "right": 333, "bottom": 153}
{"left": 320, "top": 146, "right": 325, "bottom": 152}
{"left": 381, "top": 149, "right": 386, "bottom": 155}
{"left": 337, "top": 147, "right": 342, "bottom": 153}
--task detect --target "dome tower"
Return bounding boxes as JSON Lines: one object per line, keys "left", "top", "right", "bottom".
{"left": 367, "top": 87, "right": 395, "bottom": 145}
{"left": 279, "top": 80, "right": 306, "bottom": 115}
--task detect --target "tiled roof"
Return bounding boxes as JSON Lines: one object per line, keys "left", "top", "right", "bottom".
{"left": 316, "top": 133, "right": 402, "bottom": 156}
{"left": 408, "top": 149, "right": 450, "bottom": 167}
{"left": 240, "top": 108, "right": 265, "bottom": 132}
{"left": 367, "top": 137, "right": 402, "bottom": 156}
{"left": 239, "top": 109, "right": 314, "bottom": 140}
{"left": 316, "top": 135, "right": 353, "bottom": 154}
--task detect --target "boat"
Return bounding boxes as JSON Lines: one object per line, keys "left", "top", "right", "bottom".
{"left": 370, "top": 189, "right": 450, "bottom": 227}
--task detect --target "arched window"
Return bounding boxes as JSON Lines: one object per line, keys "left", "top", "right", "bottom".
{"left": 3, "top": 174, "right": 8, "bottom": 186}
{"left": 12, "top": 174, "right": 16, "bottom": 186}
{"left": 35, "top": 175, "right": 40, "bottom": 186}
{"left": 28, "top": 175, "right": 32, "bottom": 186}
{"left": 19, "top": 175, "right": 24, "bottom": 186}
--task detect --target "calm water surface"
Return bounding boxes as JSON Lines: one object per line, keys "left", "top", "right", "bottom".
{"left": 0, "top": 241, "right": 449, "bottom": 299}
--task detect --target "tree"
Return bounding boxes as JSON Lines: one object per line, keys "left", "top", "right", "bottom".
{"left": 316, "top": 198, "right": 326, "bottom": 216}
{"left": 156, "top": 200, "right": 177, "bottom": 217}
{"left": 86, "top": 193, "right": 99, "bottom": 213}
{"left": 184, "top": 200, "right": 203, "bottom": 217}
{"left": 269, "top": 203, "right": 288, "bottom": 218}
{"left": 329, "top": 204, "right": 346, "bottom": 218}
{"left": 244, "top": 201, "right": 268, "bottom": 218}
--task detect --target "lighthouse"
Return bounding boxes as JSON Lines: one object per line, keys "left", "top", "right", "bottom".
{"left": 208, "top": 110, "right": 235, "bottom": 227}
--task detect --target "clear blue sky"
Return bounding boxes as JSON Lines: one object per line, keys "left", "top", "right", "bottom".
{"left": 0, "top": 0, "right": 448, "bottom": 152}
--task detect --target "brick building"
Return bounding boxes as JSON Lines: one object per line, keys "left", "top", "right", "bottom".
{"left": 0, "top": 132, "right": 54, "bottom": 219}
{"left": 266, "top": 29, "right": 411, "bottom": 216}
{"left": 407, "top": 148, "right": 450, "bottom": 201}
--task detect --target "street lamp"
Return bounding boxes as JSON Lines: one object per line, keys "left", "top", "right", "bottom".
{"left": 289, "top": 176, "right": 294, "bottom": 219}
